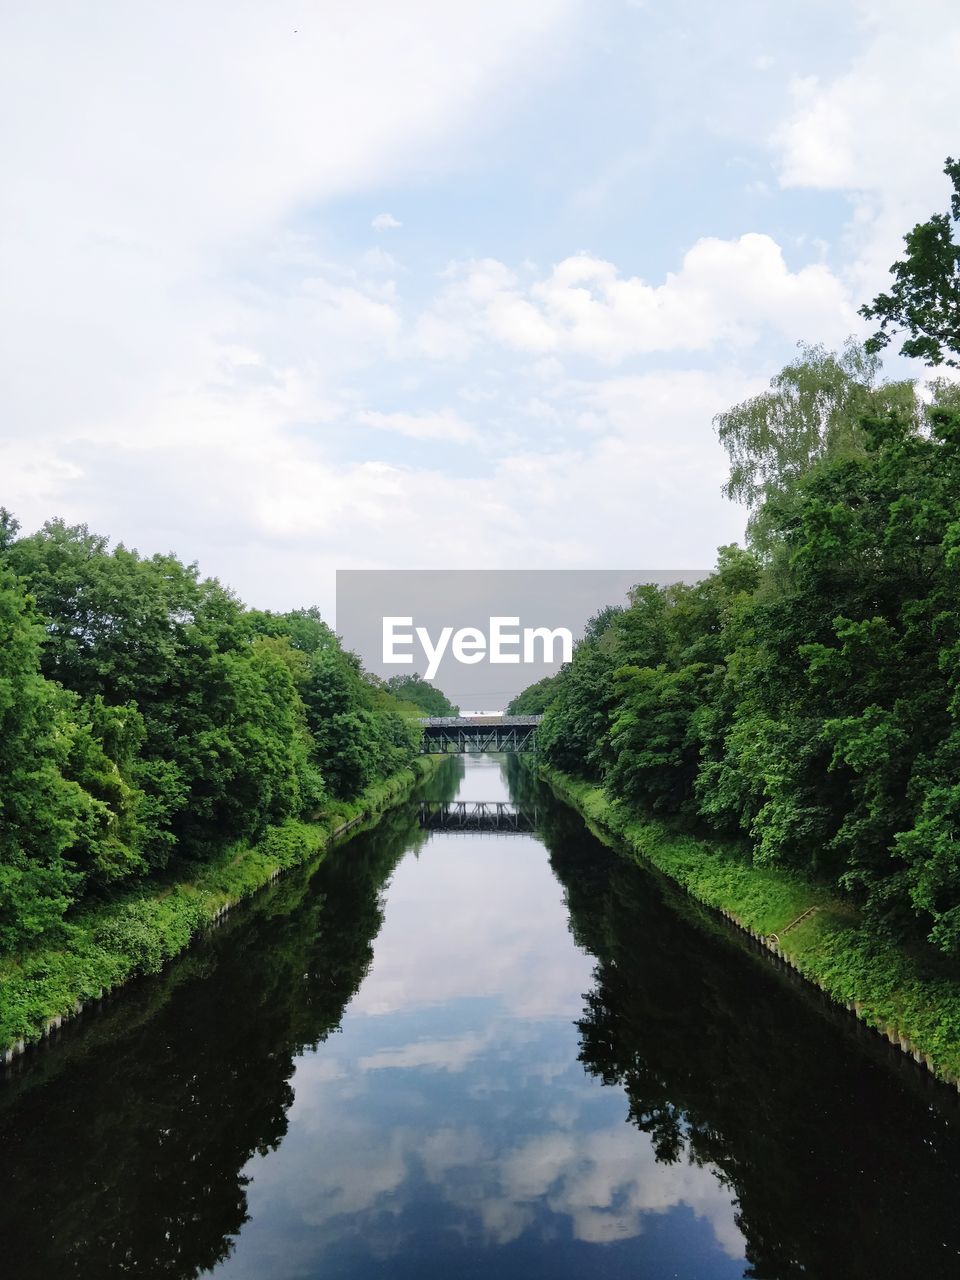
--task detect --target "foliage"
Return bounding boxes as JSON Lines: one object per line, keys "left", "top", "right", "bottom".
{"left": 516, "top": 331, "right": 960, "bottom": 957}
{"left": 505, "top": 674, "right": 560, "bottom": 716}
{"left": 0, "top": 763, "right": 451, "bottom": 1278}
{"left": 251, "top": 607, "right": 422, "bottom": 800}
{"left": 861, "top": 156, "right": 960, "bottom": 368}
{"left": 713, "top": 338, "right": 918, "bottom": 552}
{"left": 532, "top": 769, "right": 960, "bottom": 1278}
{"left": 0, "top": 516, "right": 421, "bottom": 954}
{"left": 542, "top": 765, "right": 960, "bottom": 1083}
{"left": 385, "top": 673, "right": 459, "bottom": 717}
{"left": 0, "top": 756, "right": 443, "bottom": 1051}
{"left": 0, "top": 568, "right": 84, "bottom": 950}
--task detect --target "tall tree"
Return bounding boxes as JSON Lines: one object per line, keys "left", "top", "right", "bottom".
{"left": 861, "top": 157, "right": 960, "bottom": 368}
{"left": 714, "top": 339, "right": 917, "bottom": 552}
{"left": 0, "top": 525, "right": 158, "bottom": 939}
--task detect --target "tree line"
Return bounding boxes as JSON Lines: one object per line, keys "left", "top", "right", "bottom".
{"left": 513, "top": 157, "right": 960, "bottom": 954}
{"left": 0, "top": 517, "right": 431, "bottom": 954}
{"left": 385, "top": 673, "right": 459, "bottom": 718}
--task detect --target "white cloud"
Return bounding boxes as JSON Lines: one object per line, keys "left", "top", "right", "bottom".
{"left": 774, "top": 4, "right": 960, "bottom": 196}
{"left": 362, "top": 246, "right": 401, "bottom": 273}
{"left": 772, "top": 1, "right": 960, "bottom": 295}
{"left": 414, "top": 259, "right": 556, "bottom": 359}
{"left": 4, "top": 356, "right": 751, "bottom": 620}
{"left": 358, "top": 1031, "right": 490, "bottom": 1073}
{"left": 350, "top": 835, "right": 597, "bottom": 1018}
{"left": 372, "top": 212, "right": 403, "bottom": 230}
{"left": 356, "top": 409, "right": 478, "bottom": 442}
{"left": 250, "top": 1114, "right": 746, "bottom": 1260}
{"left": 544, "top": 1126, "right": 746, "bottom": 1254}
{"left": 6, "top": 0, "right": 836, "bottom": 600}
{"left": 14, "top": 1, "right": 945, "bottom": 617}
{"left": 0, "top": 0, "right": 581, "bottom": 540}
{"left": 417, "top": 237, "right": 855, "bottom": 364}
{"left": 2, "top": 2, "right": 579, "bottom": 250}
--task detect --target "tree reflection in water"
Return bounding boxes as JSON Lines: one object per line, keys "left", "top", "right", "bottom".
{"left": 2, "top": 754, "right": 960, "bottom": 1279}
{"left": 0, "top": 779, "right": 452, "bottom": 1279}
{"left": 509, "top": 759, "right": 960, "bottom": 1280}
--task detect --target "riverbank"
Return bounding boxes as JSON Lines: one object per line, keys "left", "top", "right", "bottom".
{"left": 0, "top": 757, "right": 443, "bottom": 1060}
{"left": 540, "top": 764, "right": 960, "bottom": 1085}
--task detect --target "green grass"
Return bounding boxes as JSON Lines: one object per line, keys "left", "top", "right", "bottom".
{"left": 541, "top": 765, "right": 960, "bottom": 1083}
{"left": 0, "top": 757, "right": 442, "bottom": 1055}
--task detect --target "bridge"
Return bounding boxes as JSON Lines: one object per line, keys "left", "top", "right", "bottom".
{"left": 418, "top": 801, "right": 538, "bottom": 833}
{"left": 418, "top": 715, "right": 542, "bottom": 754}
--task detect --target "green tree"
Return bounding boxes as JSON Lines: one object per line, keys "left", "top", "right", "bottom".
{"left": 0, "top": 517, "right": 423, "bottom": 953}
{"left": 537, "top": 615, "right": 622, "bottom": 779}
{"left": 7, "top": 524, "right": 319, "bottom": 856}
{"left": 385, "top": 674, "right": 459, "bottom": 717}
{"left": 606, "top": 663, "right": 711, "bottom": 813}
{"left": 714, "top": 339, "right": 917, "bottom": 552}
{"left": 861, "top": 157, "right": 960, "bottom": 367}
{"left": 607, "top": 552, "right": 761, "bottom": 817}
{"left": 0, "top": 572, "right": 89, "bottom": 947}
{"left": 697, "top": 407, "right": 960, "bottom": 944}
{"left": 506, "top": 675, "right": 558, "bottom": 716}
{"left": 250, "top": 609, "right": 420, "bottom": 799}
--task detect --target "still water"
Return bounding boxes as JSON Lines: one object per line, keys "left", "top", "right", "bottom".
{"left": 3, "top": 755, "right": 960, "bottom": 1279}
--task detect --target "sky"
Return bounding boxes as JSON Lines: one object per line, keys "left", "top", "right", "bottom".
{"left": 2, "top": 0, "right": 959, "bottom": 617}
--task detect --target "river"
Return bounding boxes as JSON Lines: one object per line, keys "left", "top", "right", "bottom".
{"left": 3, "top": 754, "right": 960, "bottom": 1278}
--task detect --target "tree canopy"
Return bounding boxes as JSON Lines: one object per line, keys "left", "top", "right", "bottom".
{"left": 714, "top": 338, "right": 918, "bottom": 552}
{"left": 861, "top": 156, "right": 960, "bottom": 368}
{"left": 385, "top": 674, "right": 459, "bottom": 717}
{"left": 0, "top": 516, "right": 421, "bottom": 954}
{"left": 519, "top": 328, "right": 960, "bottom": 954}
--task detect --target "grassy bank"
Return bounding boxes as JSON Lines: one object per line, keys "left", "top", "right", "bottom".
{"left": 540, "top": 765, "right": 960, "bottom": 1084}
{"left": 1, "top": 757, "right": 442, "bottom": 1057}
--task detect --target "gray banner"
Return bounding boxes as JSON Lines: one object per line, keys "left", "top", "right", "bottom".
{"left": 336, "top": 569, "right": 709, "bottom": 713}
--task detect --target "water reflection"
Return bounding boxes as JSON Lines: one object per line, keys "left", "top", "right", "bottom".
{"left": 515, "top": 759, "right": 960, "bottom": 1279}
{"left": 418, "top": 800, "right": 539, "bottom": 833}
{"left": 1, "top": 755, "right": 959, "bottom": 1278}
{"left": 0, "top": 798, "right": 436, "bottom": 1278}
{"left": 210, "top": 755, "right": 745, "bottom": 1277}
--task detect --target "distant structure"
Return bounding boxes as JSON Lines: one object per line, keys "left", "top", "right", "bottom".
{"left": 418, "top": 715, "right": 542, "bottom": 754}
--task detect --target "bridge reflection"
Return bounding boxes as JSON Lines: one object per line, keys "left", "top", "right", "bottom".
{"left": 418, "top": 801, "right": 539, "bottom": 834}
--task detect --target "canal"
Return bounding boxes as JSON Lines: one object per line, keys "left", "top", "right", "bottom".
{"left": 3, "top": 754, "right": 960, "bottom": 1278}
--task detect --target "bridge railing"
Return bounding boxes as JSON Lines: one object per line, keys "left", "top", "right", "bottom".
{"left": 417, "top": 714, "right": 543, "bottom": 755}
{"left": 418, "top": 716, "right": 544, "bottom": 728}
